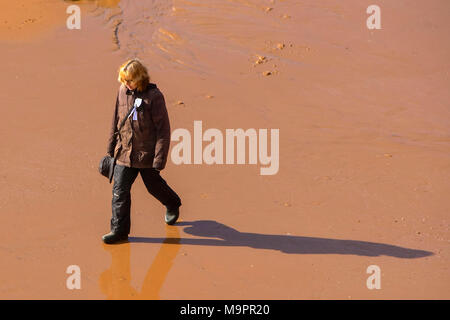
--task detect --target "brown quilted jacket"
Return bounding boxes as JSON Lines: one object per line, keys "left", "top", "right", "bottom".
{"left": 106, "top": 82, "right": 171, "bottom": 170}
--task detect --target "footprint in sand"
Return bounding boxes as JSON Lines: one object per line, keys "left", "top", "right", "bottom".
{"left": 252, "top": 54, "right": 277, "bottom": 76}
{"left": 273, "top": 200, "right": 293, "bottom": 207}
{"left": 263, "top": 64, "right": 279, "bottom": 76}
{"left": 254, "top": 54, "right": 268, "bottom": 66}
{"left": 22, "top": 18, "right": 37, "bottom": 24}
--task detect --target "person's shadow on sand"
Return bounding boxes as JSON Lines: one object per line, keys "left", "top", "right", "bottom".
{"left": 129, "top": 220, "right": 433, "bottom": 258}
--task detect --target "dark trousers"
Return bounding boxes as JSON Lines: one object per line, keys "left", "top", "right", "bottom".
{"left": 111, "top": 164, "right": 182, "bottom": 235}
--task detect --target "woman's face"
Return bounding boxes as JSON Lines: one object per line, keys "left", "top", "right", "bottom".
{"left": 124, "top": 77, "right": 137, "bottom": 91}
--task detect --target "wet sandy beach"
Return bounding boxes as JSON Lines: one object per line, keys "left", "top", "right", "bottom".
{"left": 0, "top": 0, "right": 449, "bottom": 299}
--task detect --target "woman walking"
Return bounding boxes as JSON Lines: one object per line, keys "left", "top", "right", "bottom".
{"left": 102, "top": 58, "right": 182, "bottom": 244}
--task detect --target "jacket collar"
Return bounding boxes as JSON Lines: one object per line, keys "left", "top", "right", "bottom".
{"left": 126, "top": 82, "right": 157, "bottom": 95}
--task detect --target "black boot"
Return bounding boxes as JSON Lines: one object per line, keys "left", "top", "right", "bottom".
{"left": 165, "top": 206, "right": 180, "bottom": 225}
{"left": 102, "top": 232, "right": 128, "bottom": 244}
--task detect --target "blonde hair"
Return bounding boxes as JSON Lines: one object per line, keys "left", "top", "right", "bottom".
{"left": 117, "top": 58, "right": 150, "bottom": 92}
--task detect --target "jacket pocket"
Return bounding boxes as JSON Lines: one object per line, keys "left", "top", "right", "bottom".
{"left": 136, "top": 150, "right": 154, "bottom": 163}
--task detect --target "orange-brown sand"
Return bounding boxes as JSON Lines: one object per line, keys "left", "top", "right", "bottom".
{"left": 0, "top": 0, "right": 449, "bottom": 299}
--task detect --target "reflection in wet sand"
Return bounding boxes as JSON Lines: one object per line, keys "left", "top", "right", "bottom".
{"left": 64, "top": 0, "right": 121, "bottom": 8}
{"left": 96, "top": 0, "right": 121, "bottom": 8}
{"left": 99, "top": 226, "right": 180, "bottom": 300}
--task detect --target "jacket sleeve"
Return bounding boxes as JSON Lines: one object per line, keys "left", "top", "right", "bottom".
{"left": 151, "top": 91, "right": 171, "bottom": 171}
{"left": 106, "top": 93, "right": 119, "bottom": 157}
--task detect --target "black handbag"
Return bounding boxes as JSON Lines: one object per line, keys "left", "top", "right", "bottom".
{"left": 99, "top": 103, "right": 137, "bottom": 183}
